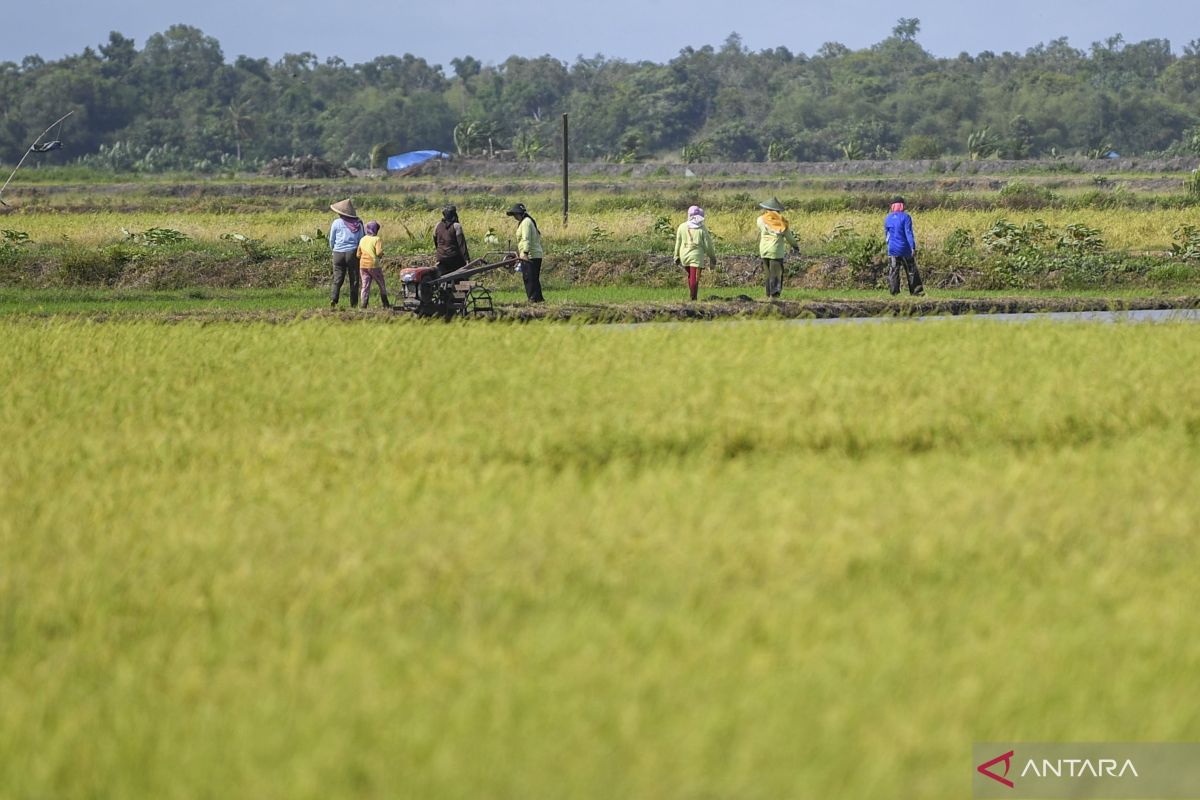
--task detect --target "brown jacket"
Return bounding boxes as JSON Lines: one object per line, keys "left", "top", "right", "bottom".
{"left": 434, "top": 221, "right": 470, "bottom": 263}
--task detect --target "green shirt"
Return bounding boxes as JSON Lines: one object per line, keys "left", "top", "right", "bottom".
{"left": 674, "top": 223, "right": 717, "bottom": 268}
{"left": 517, "top": 217, "right": 544, "bottom": 259}
{"left": 757, "top": 215, "right": 799, "bottom": 259}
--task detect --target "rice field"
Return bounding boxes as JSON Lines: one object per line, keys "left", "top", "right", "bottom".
{"left": 2, "top": 318, "right": 1199, "bottom": 798}
{"left": 5, "top": 206, "right": 1197, "bottom": 253}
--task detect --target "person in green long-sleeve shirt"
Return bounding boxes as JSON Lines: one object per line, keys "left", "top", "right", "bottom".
{"left": 506, "top": 202, "right": 544, "bottom": 302}
{"left": 756, "top": 196, "right": 800, "bottom": 299}
{"left": 674, "top": 205, "right": 717, "bottom": 301}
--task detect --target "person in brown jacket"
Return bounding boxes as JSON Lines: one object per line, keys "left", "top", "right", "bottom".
{"left": 433, "top": 205, "right": 471, "bottom": 276}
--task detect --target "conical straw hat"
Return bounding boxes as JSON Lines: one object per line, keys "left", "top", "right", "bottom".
{"left": 330, "top": 198, "right": 358, "bottom": 217}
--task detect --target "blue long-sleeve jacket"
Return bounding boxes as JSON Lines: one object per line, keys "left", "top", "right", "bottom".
{"left": 884, "top": 211, "right": 916, "bottom": 257}
{"left": 328, "top": 218, "right": 363, "bottom": 253}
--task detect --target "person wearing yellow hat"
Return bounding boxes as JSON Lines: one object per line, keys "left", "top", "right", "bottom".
{"left": 328, "top": 198, "right": 364, "bottom": 308}
{"left": 756, "top": 197, "right": 799, "bottom": 299}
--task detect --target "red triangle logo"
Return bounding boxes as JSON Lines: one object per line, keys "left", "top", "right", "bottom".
{"left": 978, "top": 750, "right": 1015, "bottom": 789}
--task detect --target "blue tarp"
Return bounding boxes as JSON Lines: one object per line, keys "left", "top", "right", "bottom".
{"left": 386, "top": 150, "right": 449, "bottom": 171}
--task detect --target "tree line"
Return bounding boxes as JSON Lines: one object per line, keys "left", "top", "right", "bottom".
{"left": 3, "top": 19, "right": 1200, "bottom": 171}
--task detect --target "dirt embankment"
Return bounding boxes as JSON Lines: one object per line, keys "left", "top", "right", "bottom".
{"left": 417, "top": 156, "right": 1200, "bottom": 179}
{"left": 491, "top": 295, "right": 1200, "bottom": 323}
{"left": 22, "top": 296, "right": 1200, "bottom": 326}
{"left": 6, "top": 156, "right": 1196, "bottom": 210}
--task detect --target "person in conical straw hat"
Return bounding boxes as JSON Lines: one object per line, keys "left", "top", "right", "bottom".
{"left": 328, "top": 198, "right": 365, "bottom": 308}
{"left": 755, "top": 196, "right": 799, "bottom": 300}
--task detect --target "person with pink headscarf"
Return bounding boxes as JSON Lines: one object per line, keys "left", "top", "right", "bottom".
{"left": 356, "top": 221, "right": 390, "bottom": 308}
{"left": 884, "top": 196, "right": 925, "bottom": 296}
{"left": 673, "top": 205, "right": 717, "bottom": 301}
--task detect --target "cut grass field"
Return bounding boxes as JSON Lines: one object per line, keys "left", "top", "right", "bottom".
{"left": 2, "top": 318, "right": 1199, "bottom": 798}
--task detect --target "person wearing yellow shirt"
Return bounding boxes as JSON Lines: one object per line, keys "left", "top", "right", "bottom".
{"left": 506, "top": 203, "right": 545, "bottom": 303}
{"left": 673, "top": 205, "right": 717, "bottom": 301}
{"left": 756, "top": 197, "right": 799, "bottom": 299}
{"left": 356, "top": 221, "right": 390, "bottom": 308}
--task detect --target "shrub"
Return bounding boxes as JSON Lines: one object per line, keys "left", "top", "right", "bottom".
{"left": 57, "top": 245, "right": 132, "bottom": 286}
{"left": 998, "top": 181, "right": 1058, "bottom": 209}
{"left": 943, "top": 227, "right": 976, "bottom": 259}
{"left": 1147, "top": 263, "right": 1199, "bottom": 282}
{"left": 0, "top": 230, "right": 32, "bottom": 275}
{"left": 121, "top": 227, "right": 191, "bottom": 247}
{"left": 898, "top": 135, "right": 942, "bottom": 160}
{"left": 1056, "top": 224, "right": 1105, "bottom": 256}
{"left": 1187, "top": 170, "right": 1200, "bottom": 199}
{"left": 221, "top": 232, "right": 271, "bottom": 263}
{"left": 650, "top": 216, "right": 674, "bottom": 240}
{"left": 1170, "top": 225, "right": 1200, "bottom": 261}
{"left": 826, "top": 223, "right": 884, "bottom": 287}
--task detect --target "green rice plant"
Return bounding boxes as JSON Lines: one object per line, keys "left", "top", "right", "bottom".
{"left": 2, "top": 320, "right": 1199, "bottom": 799}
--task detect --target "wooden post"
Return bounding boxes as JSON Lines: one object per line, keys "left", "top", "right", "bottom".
{"left": 561, "top": 113, "right": 569, "bottom": 227}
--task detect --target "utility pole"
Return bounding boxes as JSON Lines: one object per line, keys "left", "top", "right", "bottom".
{"left": 561, "top": 113, "right": 569, "bottom": 227}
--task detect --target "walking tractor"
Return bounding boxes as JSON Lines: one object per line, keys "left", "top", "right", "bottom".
{"left": 394, "top": 252, "right": 518, "bottom": 318}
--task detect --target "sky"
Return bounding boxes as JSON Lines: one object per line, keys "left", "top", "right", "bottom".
{"left": 3, "top": 0, "right": 1197, "bottom": 69}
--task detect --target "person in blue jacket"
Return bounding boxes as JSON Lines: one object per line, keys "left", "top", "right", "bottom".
{"left": 883, "top": 196, "right": 925, "bottom": 296}
{"left": 328, "top": 198, "right": 365, "bottom": 308}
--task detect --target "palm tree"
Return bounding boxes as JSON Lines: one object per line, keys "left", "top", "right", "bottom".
{"left": 228, "top": 100, "right": 255, "bottom": 163}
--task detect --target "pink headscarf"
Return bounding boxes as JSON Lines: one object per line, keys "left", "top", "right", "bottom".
{"left": 687, "top": 205, "right": 705, "bottom": 228}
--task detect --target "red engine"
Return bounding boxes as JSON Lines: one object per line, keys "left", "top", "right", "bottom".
{"left": 399, "top": 266, "right": 439, "bottom": 284}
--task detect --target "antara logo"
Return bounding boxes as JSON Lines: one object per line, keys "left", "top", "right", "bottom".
{"left": 978, "top": 750, "right": 1016, "bottom": 789}
{"left": 1021, "top": 759, "right": 1138, "bottom": 779}
{"left": 977, "top": 749, "right": 1140, "bottom": 789}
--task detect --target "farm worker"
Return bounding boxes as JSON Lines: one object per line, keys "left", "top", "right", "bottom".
{"left": 357, "top": 221, "right": 390, "bottom": 308}
{"left": 884, "top": 196, "right": 925, "bottom": 296}
{"left": 328, "top": 198, "right": 364, "bottom": 308}
{"left": 674, "top": 205, "right": 717, "bottom": 301}
{"left": 433, "top": 205, "right": 471, "bottom": 276}
{"left": 506, "top": 202, "right": 545, "bottom": 303}
{"left": 756, "top": 196, "right": 800, "bottom": 299}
